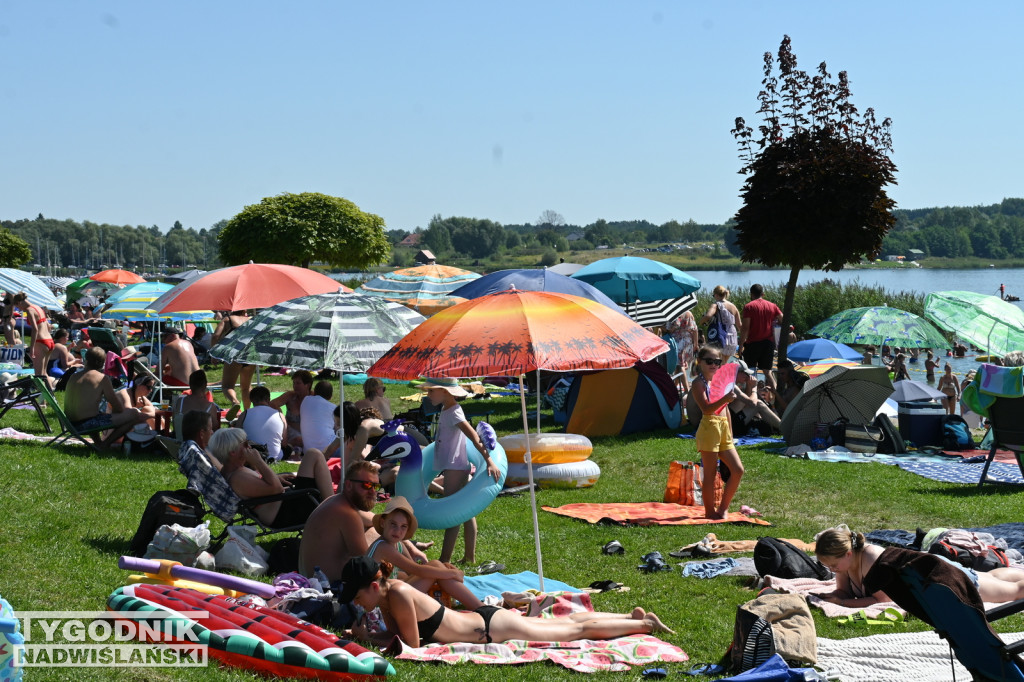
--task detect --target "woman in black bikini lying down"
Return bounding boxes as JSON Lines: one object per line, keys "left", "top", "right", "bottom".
{"left": 340, "top": 556, "right": 673, "bottom": 648}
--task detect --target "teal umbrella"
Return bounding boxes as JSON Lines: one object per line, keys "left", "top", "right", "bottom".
{"left": 924, "top": 290, "right": 1024, "bottom": 357}
{"left": 807, "top": 306, "right": 950, "bottom": 349}
{"left": 571, "top": 256, "right": 701, "bottom": 304}
{"left": 103, "top": 282, "right": 173, "bottom": 306}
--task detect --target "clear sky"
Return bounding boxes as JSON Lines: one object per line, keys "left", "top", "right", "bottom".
{"left": 2, "top": 1, "right": 1022, "bottom": 233}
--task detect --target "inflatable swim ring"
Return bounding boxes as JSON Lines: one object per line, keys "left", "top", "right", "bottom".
{"left": 107, "top": 584, "right": 394, "bottom": 680}
{"left": 0, "top": 594, "right": 23, "bottom": 682}
{"left": 499, "top": 433, "right": 593, "bottom": 464}
{"left": 381, "top": 421, "right": 507, "bottom": 530}
{"left": 505, "top": 459, "right": 601, "bottom": 489}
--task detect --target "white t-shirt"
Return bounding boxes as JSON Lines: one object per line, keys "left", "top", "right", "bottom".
{"left": 242, "top": 405, "right": 286, "bottom": 462}
{"left": 432, "top": 404, "right": 470, "bottom": 471}
{"left": 300, "top": 394, "right": 337, "bottom": 454}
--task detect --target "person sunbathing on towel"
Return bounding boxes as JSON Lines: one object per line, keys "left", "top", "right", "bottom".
{"left": 342, "top": 556, "right": 673, "bottom": 648}
{"left": 815, "top": 525, "right": 1024, "bottom": 607}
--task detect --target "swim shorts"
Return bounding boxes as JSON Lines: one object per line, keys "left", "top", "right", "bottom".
{"left": 72, "top": 413, "right": 114, "bottom": 431}
{"left": 695, "top": 414, "right": 734, "bottom": 453}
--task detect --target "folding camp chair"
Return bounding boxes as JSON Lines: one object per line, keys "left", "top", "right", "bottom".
{"left": 176, "top": 440, "right": 321, "bottom": 547}
{"left": 33, "top": 376, "right": 109, "bottom": 452}
{"left": 977, "top": 395, "right": 1024, "bottom": 488}
{"left": 0, "top": 375, "right": 52, "bottom": 433}
{"left": 899, "top": 563, "right": 1024, "bottom": 681}
{"left": 84, "top": 327, "right": 124, "bottom": 355}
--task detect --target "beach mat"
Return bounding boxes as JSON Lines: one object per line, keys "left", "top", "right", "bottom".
{"left": 816, "top": 630, "right": 1024, "bottom": 681}
{"left": 542, "top": 502, "right": 771, "bottom": 526}
{"left": 463, "top": 571, "right": 579, "bottom": 599}
{"left": 895, "top": 460, "right": 1024, "bottom": 485}
{"left": 868, "top": 523, "right": 1024, "bottom": 553}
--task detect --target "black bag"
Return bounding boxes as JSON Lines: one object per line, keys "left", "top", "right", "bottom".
{"left": 754, "top": 537, "right": 833, "bottom": 580}
{"left": 873, "top": 414, "right": 906, "bottom": 454}
{"left": 128, "top": 489, "right": 204, "bottom": 557}
{"left": 268, "top": 536, "right": 302, "bottom": 574}
{"left": 929, "top": 540, "right": 1010, "bottom": 572}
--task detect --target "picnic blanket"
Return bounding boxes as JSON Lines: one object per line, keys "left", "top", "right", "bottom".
{"left": 895, "top": 460, "right": 1024, "bottom": 484}
{"left": 762, "top": 576, "right": 906, "bottom": 619}
{"left": 816, "top": 630, "right": 1024, "bottom": 681}
{"left": 463, "top": 571, "right": 580, "bottom": 600}
{"left": 677, "top": 433, "right": 784, "bottom": 447}
{"left": 396, "top": 592, "right": 688, "bottom": 672}
{"left": 868, "top": 523, "right": 1024, "bottom": 554}
{"left": 542, "top": 502, "right": 772, "bottom": 526}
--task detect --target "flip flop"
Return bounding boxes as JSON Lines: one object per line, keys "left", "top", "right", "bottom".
{"left": 602, "top": 540, "right": 625, "bottom": 555}
{"left": 682, "top": 663, "right": 726, "bottom": 676}
{"left": 586, "top": 580, "right": 630, "bottom": 593}
{"left": 474, "top": 560, "right": 505, "bottom": 575}
{"left": 638, "top": 551, "right": 672, "bottom": 573}
{"left": 641, "top": 668, "right": 667, "bottom": 679}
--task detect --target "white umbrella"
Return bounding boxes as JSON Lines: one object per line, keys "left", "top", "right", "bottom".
{"left": 0, "top": 269, "right": 63, "bottom": 310}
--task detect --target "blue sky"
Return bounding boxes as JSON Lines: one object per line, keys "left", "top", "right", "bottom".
{"left": 2, "top": 1, "right": 1022, "bottom": 233}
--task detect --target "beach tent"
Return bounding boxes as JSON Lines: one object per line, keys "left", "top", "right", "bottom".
{"left": 562, "top": 361, "right": 681, "bottom": 436}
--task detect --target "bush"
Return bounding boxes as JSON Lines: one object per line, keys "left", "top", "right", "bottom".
{"left": 539, "top": 249, "right": 559, "bottom": 267}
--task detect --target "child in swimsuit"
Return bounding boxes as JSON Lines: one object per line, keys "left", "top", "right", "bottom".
{"left": 691, "top": 345, "right": 744, "bottom": 520}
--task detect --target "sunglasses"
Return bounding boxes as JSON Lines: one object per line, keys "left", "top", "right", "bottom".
{"left": 348, "top": 478, "right": 382, "bottom": 492}
{"left": 702, "top": 358, "right": 723, "bottom": 366}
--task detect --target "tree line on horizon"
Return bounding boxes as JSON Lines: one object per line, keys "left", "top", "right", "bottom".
{"left": 2, "top": 196, "right": 1023, "bottom": 273}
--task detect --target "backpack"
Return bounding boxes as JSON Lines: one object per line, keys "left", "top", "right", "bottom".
{"left": 873, "top": 414, "right": 907, "bottom": 454}
{"left": 929, "top": 540, "right": 1010, "bottom": 572}
{"left": 128, "top": 489, "right": 204, "bottom": 557}
{"left": 754, "top": 537, "right": 833, "bottom": 580}
{"left": 941, "top": 415, "right": 974, "bottom": 451}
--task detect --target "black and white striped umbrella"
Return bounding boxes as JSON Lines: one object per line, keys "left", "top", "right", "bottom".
{"left": 209, "top": 292, "right": 426, "bottom": 372}
{"left": 780, "top": 365, "right": 894, "bottom": 446}
{"left": 620, "top": 294, "right": 699, "bottom": 328}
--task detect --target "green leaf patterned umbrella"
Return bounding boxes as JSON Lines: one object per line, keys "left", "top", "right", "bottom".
{"left": 807, "top": 306, "right": 950, "bottom": 349}
{"left": 208, "top": 292, "right": 426, "bottom": 372}
{"left": 924, "top": 290, "right": 1024, "bottom": 357}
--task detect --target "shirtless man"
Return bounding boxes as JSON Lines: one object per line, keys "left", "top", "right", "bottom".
{"left": 48, "top": 329, "right": 82, "bottom": 378}
{"left": 65, "top": 347, "right": 145, "bottom": 450}
{"left": 298, "top": 460, "right": 379, "bottom": 583}
{"left": 161, "top": 328, "right": 199, "bottom": 387}
{"left": 271, "top": 370, "right": 314, "bottom": 450}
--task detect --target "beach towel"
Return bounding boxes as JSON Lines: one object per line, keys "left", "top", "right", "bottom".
{"left": 816, "top": 630, "right": 1024, "bottom": 681}
{"left": 895, "top": 460, "right": 1024, "bottom": 485}
{"left": 0, "top": 426, "right": 51, "bottom": 442}
{"left": 978, "top": 363, "right": 1024, "bottom": 397}
{"left": 463, "top": 571, "right": 579, "bottom": 600}
{"left": 542, "top": 502, "right": 772, "bottom": 526}
{"left": 762, "top": 576, "right": 906, "bottom": 619}
{"left": 678, "top": 434, "right": 784, "bottom": 447}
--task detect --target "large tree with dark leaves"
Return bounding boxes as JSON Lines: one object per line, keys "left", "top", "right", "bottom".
{"left": 731, "top": 36, "right": 897, "bottom": 361}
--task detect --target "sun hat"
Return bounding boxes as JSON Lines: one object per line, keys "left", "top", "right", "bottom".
{"left": 337, "top": 556, "right": 382, "bottom": 604}
{"left": 126, "top": 424, "right": 157, "bottom": 442}
{"left": 418, "top": 376, "right": 469, "bottom": 397}
{"left": 733, "top": 359, "right": 756, "bottom": 377}
{"left": 371, "top": 496, "right": 418, "bottom": 540}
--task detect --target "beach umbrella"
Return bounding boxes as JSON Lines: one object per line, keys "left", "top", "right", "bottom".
{"left": 780, "top": 365, "right": 894, "bottom": 446}
{"left": 42, "top": 276, "right": 76, "bottom": 290}
{"left": 368, "top": 289, "right": 669, "bottom": 590}
{"left": 102, "top": 294, "right": 214, "bottom": 323}
{"left": 806, "top": 306, "right": 950, "bottom": 349}
{"left": 164, "top": 269, "right": 208, "bottom": 284}
{"left": 103, "top": 282, "right": 173, "bottom": 307}
{"left": 924, "top": 290, "right": 1024, "bottom": 357}
{"left": 890, "top": 379, "right": 946, "bottom": 404}
{"left": 799, "top": 358, "right": 860, "bottom": 377}
{"left": 571, "top": 256, "right": 701, "bottom": 304}
{"left": 449, "top": 268, "right": 624, "bottom": 313}
{"left": 623, "top": 295, "right": 700, "bottom": 328}
{"left": 0, "top": 269, "right": 63, "bottom": 310}
{"left": 91, "top": 269, "right": 146, "bottom": 285}
{"left": 150, "top": 263, "right": 348, "bottom": 314}
{"left": 356, "top": 264, "right": 480, "bottom": 316}
{"left": 788, "top": 338, "right": 863, "bottom": 363}
{"left": 546, "top": 262, "right": 584, "bottom": 276}
{"left": 66, "top": 277, "right": 119, "bottom": 304}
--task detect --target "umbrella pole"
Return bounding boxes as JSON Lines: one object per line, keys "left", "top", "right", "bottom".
{"left": 338, "top": 369, "right": 346, "bottom": 488}
{"left": 518, "top": 375, "right": 544, "bottom": 591}
{"left": 536, "top": 367, "right": 541, "bottom": 434}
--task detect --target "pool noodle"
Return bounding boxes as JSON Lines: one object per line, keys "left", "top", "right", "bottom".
{"left": 118, "top": 556, "right": 275, "bottom": 598}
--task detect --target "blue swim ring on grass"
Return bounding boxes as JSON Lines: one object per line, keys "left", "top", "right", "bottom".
{"left": 379, "top": 421, "right": 507, "bottom": 530}
{"left": 0, "top": 595, "right": 24, "bottom": 682}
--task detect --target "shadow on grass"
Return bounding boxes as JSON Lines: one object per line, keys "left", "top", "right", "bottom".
{"left": 84, "top": 533, "right": 131, "bottom": 558}
{"left": 908, "top": 484, "right": 1024, "bottom": 498}
{"left": 56, "top": 442, "right": 175, "bottom": 462}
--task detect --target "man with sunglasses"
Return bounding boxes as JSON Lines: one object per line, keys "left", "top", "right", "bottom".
{"left": 299, "top": 460, "right": 382, "bottom": 585}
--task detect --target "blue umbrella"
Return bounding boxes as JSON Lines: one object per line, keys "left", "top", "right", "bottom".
{"left": 570, "top": 256, "right": 701, "bottom": 304}
{"left": 103, "top": 281, "right": 173, "bottom": 306}
{"left": 449, "top": 268, "right": 625, "bottom": 314}
{"left": 0, "top": 268, "right": 63, "bottom": 310}
{"left": 788, "top": 338, "right": 863, "bottom": 362}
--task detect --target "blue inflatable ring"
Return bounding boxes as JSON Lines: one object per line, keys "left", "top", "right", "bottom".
{"left": 389, "top": 422, "right": 507, "bottom": 530}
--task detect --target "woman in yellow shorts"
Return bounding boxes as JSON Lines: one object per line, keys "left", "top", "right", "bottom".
{"left": 692, "top": 345, "right": 745, "bottom": 519}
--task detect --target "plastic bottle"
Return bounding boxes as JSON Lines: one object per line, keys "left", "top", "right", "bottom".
{"left": 313, "top": 566, "right": 330, "bottom": 592}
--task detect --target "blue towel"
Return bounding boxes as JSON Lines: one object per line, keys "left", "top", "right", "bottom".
{"left": 682, "top": 558, "right": 738, "bottom": 578}
{"left": 677, "top": 434, "right": 785, "bottom": 446}
{"left": 463, "top": 571, "right": 580, "bottom": 599}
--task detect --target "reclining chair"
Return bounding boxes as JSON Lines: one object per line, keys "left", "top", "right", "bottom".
{"left": 0, "top": 376, "right": 51, "bottom": 433}
{"left": 176, "top": 440, "right": 321, "bottom": 547}
{"left": 978, "top": 395, "right": 1024, "bottom": 488}
{"left": 883, "top": 548, "right": 1024, "bottom": 681}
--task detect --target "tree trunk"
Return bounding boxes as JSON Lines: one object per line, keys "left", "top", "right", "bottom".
{"left": 778, "top": 266, "right": 801, "bottom": 364}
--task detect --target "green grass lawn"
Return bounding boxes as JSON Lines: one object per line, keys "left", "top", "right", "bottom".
{"left": 2, "top": 370, "right": 1023, "bottom": 680}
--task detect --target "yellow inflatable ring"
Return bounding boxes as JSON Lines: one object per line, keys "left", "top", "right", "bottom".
{"left": 499, "top": 433, "right": 593, "bottom": 464}
{"left": 504, "top": 459, "right": 602, "bottom": 489}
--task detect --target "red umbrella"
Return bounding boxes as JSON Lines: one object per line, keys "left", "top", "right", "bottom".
{"left": 150, "top": 263, "right": 350, "bottom": 313}
{"left": 368, "top": 289, "right": 668, "bottom": 379}
{"left": 91, "top": 269, "right": 146, "bottom": 285}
